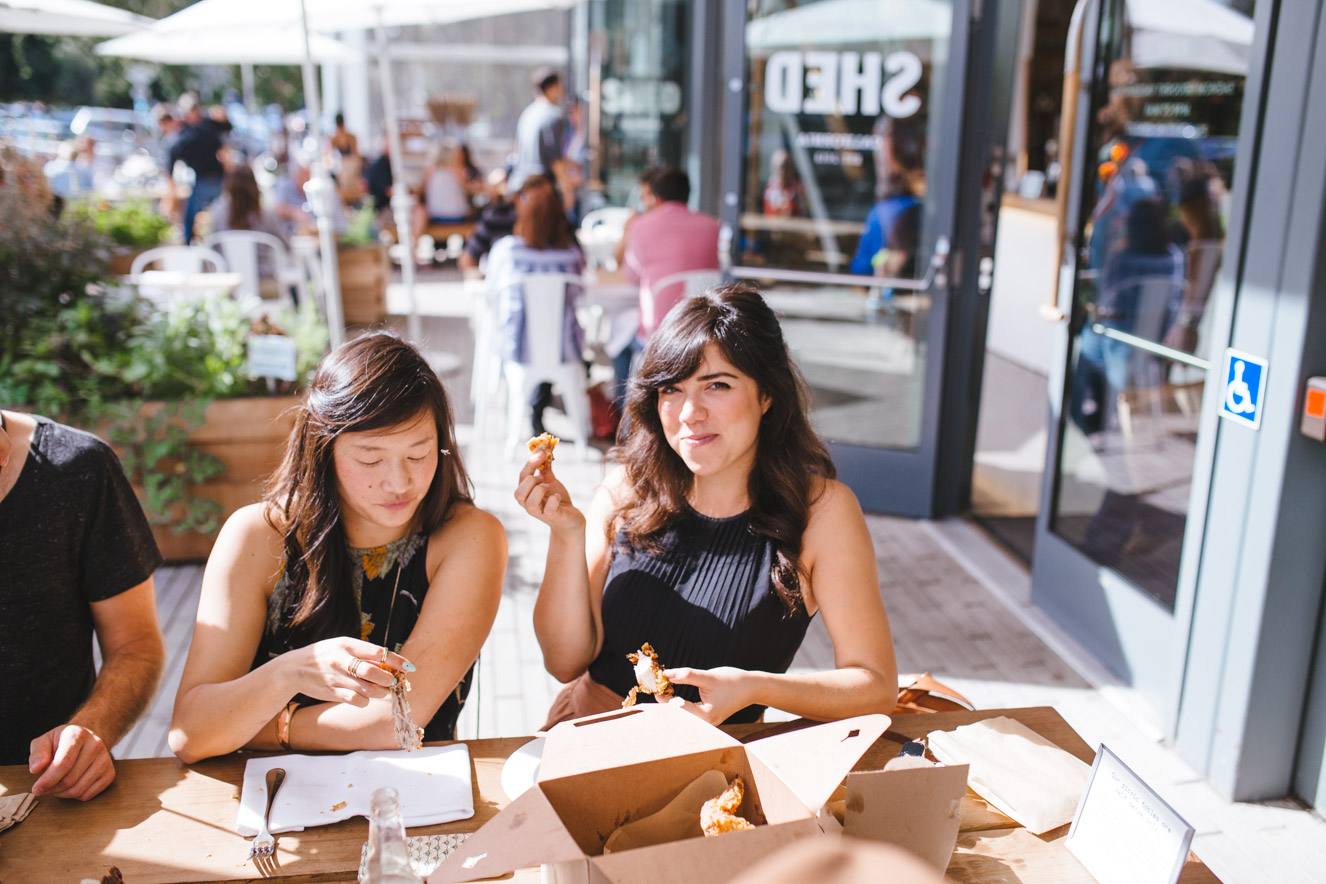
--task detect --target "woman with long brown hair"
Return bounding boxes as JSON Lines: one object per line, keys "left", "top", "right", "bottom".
{"left": 515, "top": 284, "right": 897, "bottom": 727}
{"left": 486, "top": 173, "right": 584, "bottom": 435}
{"left": 210, "top": 163, "right": 290, "bottom": 299}
{"left": 170, "top": 333, "right": 505, "bottom": 762}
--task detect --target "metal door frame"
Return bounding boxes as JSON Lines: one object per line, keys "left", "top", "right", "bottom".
{"left": 1031, "top": 0, "right": 1278, "bottom": 735}
{"left": 716, "top": 0, "right": 976, "bottom": 517}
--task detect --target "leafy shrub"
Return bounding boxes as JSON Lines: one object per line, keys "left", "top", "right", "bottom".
{"left": 70, "top": 197, "right": 173, "bottom": 249}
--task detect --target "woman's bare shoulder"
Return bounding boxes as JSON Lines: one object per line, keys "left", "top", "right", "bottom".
{"left": 806, "top": 477, "right": 867, "bottom": 530}
{"left": 427, "top": 502, "right": 507, "bottom": 554}
{"left": 598, "top": 464, "right": 634, "bottom": 503}
{"left": 215, "top": 502, "right": 285, "bottom": 552}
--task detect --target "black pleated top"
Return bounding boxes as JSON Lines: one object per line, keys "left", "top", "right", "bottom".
{"left": 586, "top": 505, "right": 814, "bottom": 723}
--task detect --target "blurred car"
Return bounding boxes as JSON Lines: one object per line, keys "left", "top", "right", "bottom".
{"left": 69, "top": 106, "right": 156, "bottom": 160}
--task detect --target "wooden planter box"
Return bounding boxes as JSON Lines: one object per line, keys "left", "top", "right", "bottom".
{"left": 108, "top": 247, "right": 151, "bottom": 276}
{"left": 121, "top": 396, "right": 299, "bottom": 562}
{"left": 337, "top": 243, "right": 389, "bottom": 325}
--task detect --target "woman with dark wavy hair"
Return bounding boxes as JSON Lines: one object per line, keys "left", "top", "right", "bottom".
{"left": 171, "top": 333, "right": 506, "bottom": 762}
{"left": 515, "top": 284, "right": 897, "bottom": 727}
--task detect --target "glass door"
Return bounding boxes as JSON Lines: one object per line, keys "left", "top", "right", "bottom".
{"left": 1033, "top": 0, "right": 1258, "bottom": 713}
{"left": 720, "top": 0, "right": 973, "bottom": 516}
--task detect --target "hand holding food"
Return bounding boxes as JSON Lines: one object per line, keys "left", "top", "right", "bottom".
{"left": 622, "top": 643, "right": 675, "bottom": 708}
{"left": 515, "top": 434, "right": 583, "bottom": 533}
{"left": 527, "top": 432, "right": 559, "bottom": 470}
{"left": 363, "top": 652, "right": 424, "bottom": 751}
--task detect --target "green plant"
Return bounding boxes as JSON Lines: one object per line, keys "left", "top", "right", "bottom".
{"left": 3, "top": 286, "right": 328, "bottom": 537}
{"left": 340, "top": 203, "right": 379, "bottom": 248}
{"left": 0, "top": 145, "right": 113, "bottom": 363}
{"left": 71, "top": 197, "right": 173, "bottom": 249}
{"left": 102, "top": 398, "right": 227, "bottom": 535}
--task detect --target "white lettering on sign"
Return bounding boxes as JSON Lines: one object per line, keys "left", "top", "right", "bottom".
{"left": 883, "top": 51, "right": 923, "bottom": 117}
{"left": 802, "top": 51, "right": 840, "bottom": 114}
{"left": 839, "top": 51, "right": 883, "bottom": 115}
{"left": 764, "top": 52, "right": 804, "bottom": 113}
{"left": 763, "top": 50, "right": 923, "bottom": 118}
{"left": 601, "top": 78, "right": 683, "bottom": 116}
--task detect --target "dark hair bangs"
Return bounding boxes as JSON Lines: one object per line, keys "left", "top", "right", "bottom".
{"left": 308, "top": 351, "right": 447, "bottom": 439}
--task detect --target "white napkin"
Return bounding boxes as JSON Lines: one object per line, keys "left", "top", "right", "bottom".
{"left": 236, "top": 745, "right": 473, "bottom": 836}
{"left": 927, "top": 716, "right": 1091, "bottom": 835}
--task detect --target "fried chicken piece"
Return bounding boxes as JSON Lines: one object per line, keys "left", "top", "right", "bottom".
{"left": 626, "top": 643, "right": 674, "bottom": 701}
{"left": 701, "top": 775, "right": 755, "bottom": 836}
{"left": 527, "top": 432, "right": 560, "bottom": 468}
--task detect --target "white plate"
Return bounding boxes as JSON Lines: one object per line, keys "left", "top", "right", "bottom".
{"left": 500, "top": 736, "right": 546, "bottom": 801}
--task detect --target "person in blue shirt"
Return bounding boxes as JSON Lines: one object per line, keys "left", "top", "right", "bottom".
{"left": 850, "top": 116, "right": 925, "bottom": 297}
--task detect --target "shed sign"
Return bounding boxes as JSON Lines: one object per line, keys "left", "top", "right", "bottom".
{"left": 764, "top": 50, "right": 923, "bottom": 118}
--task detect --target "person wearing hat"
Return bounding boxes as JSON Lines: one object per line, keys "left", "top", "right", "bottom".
{"left": 510, "top": 67, "right": 570, "bottom": 193}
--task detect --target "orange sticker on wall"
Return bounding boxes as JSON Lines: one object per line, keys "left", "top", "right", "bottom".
{"left": 1306, "top": 388, "right": 1326, "bottom": 420}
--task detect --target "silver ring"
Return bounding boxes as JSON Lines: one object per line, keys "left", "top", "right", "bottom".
{"left": 349, "top": 658, "right": 363, "bottom": 680}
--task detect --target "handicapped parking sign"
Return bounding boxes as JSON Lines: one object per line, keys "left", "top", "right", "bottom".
{"left": 1219, "top": 349, "right": 1269, "bottom": 429}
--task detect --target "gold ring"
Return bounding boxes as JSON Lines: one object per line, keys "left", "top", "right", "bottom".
{"left": 349, "top": 658, "right": 362, "bottom": 680}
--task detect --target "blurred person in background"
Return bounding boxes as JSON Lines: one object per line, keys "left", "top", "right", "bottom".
{"left": 487, "top": 175, "right": 585, "bottom": 436}
{"left": 272, "top": 152, "right": 346, "bottom": 240}
{"left": 43, "top": 135, "right": 97, "bottom": 203}
{"left": 210, "top": 164, "right": 292, "bottom": 300}
{"left": 458, "top": 166, "right": 517, "bottom": 280}
{"left": 411, "top": 139, "right": 474, "bottom": 265}
{"left": 168, "top": 93, "right": 226, "bottom": 244}
{"left": 328, "top": 112, "right": 363, "bottom": 206}
{"left": 762, "top": 149, "right": 805, "bottom": 218}
{"left": 613, "top": 167, "right": 721, "bottom": 410}
{"left": 510, "top": 67, "right": 569, "bottom": 192}
{"left": 365, "top": 132, "right": 394, "bottom": 226}
{"left": 850, "top": 116, "right": 925, "bottom": 284}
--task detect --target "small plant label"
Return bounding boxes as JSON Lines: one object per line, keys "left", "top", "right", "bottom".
{"left": 248, "top": 335, "right": 298, "bottom": 382}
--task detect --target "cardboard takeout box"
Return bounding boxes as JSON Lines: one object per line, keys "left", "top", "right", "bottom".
{"left": 428, "top": 705, "right": 965, "bottom": 884}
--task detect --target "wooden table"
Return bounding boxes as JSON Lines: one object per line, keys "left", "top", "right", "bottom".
{"left": 0, "top": 708, "right": 1221, "bottom": 883}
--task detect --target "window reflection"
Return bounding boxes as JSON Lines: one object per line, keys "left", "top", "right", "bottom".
{"left": 1052, "top": 0, "right": 1253, "bottom": 608}
{"left": 739, "top": 0, "right": 952, "bottom": 451}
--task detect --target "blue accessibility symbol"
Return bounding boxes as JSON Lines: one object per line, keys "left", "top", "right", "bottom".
{"left": 1219, "top": 349, "right": 1268, "bottom": 429}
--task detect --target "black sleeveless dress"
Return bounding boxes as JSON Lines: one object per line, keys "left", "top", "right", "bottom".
{"left": 253, "top": 533, "right": 473, "bottom": 741}
{"left": 585, "top": 506, "right": 814, "bottom": 724}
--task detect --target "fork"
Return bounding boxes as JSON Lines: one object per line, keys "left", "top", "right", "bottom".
{"left": 248, "top": 767, "right": 286, "bottom": 860}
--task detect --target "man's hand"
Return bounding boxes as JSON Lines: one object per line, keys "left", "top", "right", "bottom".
{"left": 29, "top": 724, "right": 116, "bottom": 801}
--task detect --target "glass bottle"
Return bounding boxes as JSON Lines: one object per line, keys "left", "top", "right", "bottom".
{"left": 362, "top": 787, "right": 421, "bottom": 884}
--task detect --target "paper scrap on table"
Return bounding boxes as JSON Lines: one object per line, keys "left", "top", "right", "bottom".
{"left": 927, "top": 716, "right": 1091, "bottom": 834}
{"left": 0, "top": 792, "right": 38, "bottom": 834}
{"left": 236, "top": 744, "right": 473, "bottom": 836}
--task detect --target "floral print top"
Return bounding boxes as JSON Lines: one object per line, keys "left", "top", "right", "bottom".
{"left": 252, "top": 532, "right": 473, "bottom": 741}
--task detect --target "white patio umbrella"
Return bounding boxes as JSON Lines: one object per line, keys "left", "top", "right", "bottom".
{"left": 0, "top": 0, "right": 152, "bottom": 36}
{"left": 138, "top": 0, "right": 577, "bottom": 349}
{"left": 1125, "top": 0, "right": 1255, "bottom": 76}
{"left": 95, "top": 24, "right": 362, "bottom": 65}
{"left": 745, "top": 0, "right": 951, "bottom": 50}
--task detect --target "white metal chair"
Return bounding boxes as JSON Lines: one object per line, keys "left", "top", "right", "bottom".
{"left": 580, "top": 206, "right": 633, "bottom": 235}
{"left": 204, "top": 230, "right": 306, "bottom": 308}
{"left": 128, "top": 245, "right": 231, "bottom": 304}
{"left": 649, "top": 268, "right": 722, "bottom": 303}
{"left": 501, "top": 272, "right": 592, "bottom": 459}
{"left": 129, "top": 245, "right": 228, "bottom": 276}
{"left": 577, "top": 207, "right": 634, "bottom": 270}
